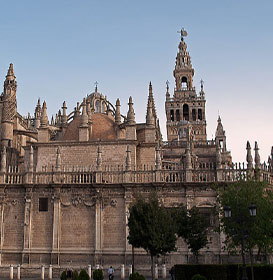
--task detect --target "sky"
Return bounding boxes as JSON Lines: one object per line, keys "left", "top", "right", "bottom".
{"left": 0, "top": 0, "right": 272, "bottom": 163}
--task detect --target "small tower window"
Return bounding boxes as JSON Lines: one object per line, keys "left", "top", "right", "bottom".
{"left": 176, "top": 109, "right": 180, "bottom": 121}
{"left": 39, "top": 198, "right": 48, "bottom": 212}
{"left": 95, "top": 100, "right": 101, "bottom": 113}
{"left": 198, "top": 109, "right": 202, "bottom": 120}
{"left": 181, "top": 76, "right": 187, "bottom": 89}
{"left": 170, "top": 110, "right": 174, "bottom": 121}
{"left": 183, "top": 104, "right": 189, "bottom": 121}
{"left": 192, "top": 109, "right": 196, "bottom": 121}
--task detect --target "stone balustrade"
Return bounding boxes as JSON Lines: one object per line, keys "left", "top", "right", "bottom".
{"left": 2, "top": 163, "right": 272, "bottom": 185}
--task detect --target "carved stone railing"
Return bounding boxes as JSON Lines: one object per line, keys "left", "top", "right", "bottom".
{"left": 2, "top": 165, "right": 273, "bottom": 185}
{"left": 162, "top": 139, "right": 215, "bottom": 148}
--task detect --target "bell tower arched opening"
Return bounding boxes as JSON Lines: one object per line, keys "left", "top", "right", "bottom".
{"left": 170, "top": 110, "right": 174, "bottom": 121}
{"left": 181, "top": 76, "right": 187, "bottom": 89}
{"left": 183, "top": 104, "right": 189, "bottom": 121}
{"left": 198, "top": 109, "right": 202, "bottom": 120}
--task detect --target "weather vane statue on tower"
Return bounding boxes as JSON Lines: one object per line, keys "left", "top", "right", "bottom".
{"left": 177, "top": 28, "right": 187, "bottom": 41}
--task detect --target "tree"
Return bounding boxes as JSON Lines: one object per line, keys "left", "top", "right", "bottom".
{"left": 128, "top": 192, "right": 177, "bottom": 279}
{"left": 174, "top": 205, "right": 209, "bottom": 263}
{"left": 217, "top": 179, "right": 273, "bottom": 278}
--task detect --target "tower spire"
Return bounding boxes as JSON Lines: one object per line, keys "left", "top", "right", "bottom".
{"left": 1, "top": 64, "right": 17, "bottom": 146}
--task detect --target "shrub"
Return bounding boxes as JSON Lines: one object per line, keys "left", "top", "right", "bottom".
{"left": 61, "top": 271, "right": 67, "bottom": 280}
{"left": 93, "top": 269, "right": 104, "bottom": 280}
{"left": 72, "top": 270, "right": 79, "bottom": 280}
{"left": 129, "top": 272, "right": 145, "bottom": 280}
{"left": 191, "top": 275, "right": 207, "bottom": 280}
{"left": 175, "top": 264, "right": 273, "bottom": 280}
{"left": 79, "top": 269, "right": 90, "bottom": 280}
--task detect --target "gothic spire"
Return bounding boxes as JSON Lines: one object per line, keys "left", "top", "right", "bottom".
{"left": 115, "top": 98, "right": 121, "bottom": 125}
{"left": 62, "top": 101, "right": 67, "bottom": 125}
{"left": 40, "top": 101, "right": 49, "bottom": 127}
{"left": 148, "top": 82, "right": 157, "bottom": 121}
{"left": 80, "top": 98, "right": 88, "bottom": 127}
{"left": 246, "top": 141, "right": 253, "bottom": 170}
{"left": 6, "top": 63, "right": 16, "bottom": 80}
{"left": 216, "top": 116, "right": 225, "bottom": 137}
{"left": 146, "top": 95, "right": 155, "bottom": 127}
{"left": 127, "top": 96, "right": 135, "bottom": 125}
{"left": 254, "top": 141, "right": 261, "bottom": 169}
{"left": 166, "top": 80, "right": 170, "bottom": 100}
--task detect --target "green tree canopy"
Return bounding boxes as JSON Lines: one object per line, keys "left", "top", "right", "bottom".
{"left": 128, "top": 192, "right": 177, "bottom": 278}
{"left": 173, "top": 205, "right": 209, "bottom": 262}
{"left": 217, "top": 179, "right": 273, "bottom": 257}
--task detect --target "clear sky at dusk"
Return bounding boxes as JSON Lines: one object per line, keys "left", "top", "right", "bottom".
{"left": 0, "top": 0, "right": 272, "bottom": 163}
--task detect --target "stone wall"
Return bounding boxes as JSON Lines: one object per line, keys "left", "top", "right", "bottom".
{"left": 0, "top": 182, "right": 221, "bottom": 267}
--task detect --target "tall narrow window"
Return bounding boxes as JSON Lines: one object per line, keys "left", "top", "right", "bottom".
{"left": 39, "top": 198, "right": 48, "bottom": 212}
{"left": 181, "top": 76, "right": 187, "bottom": 89}
{"left": 176, "top": 109, "right": 180, "bottom": 121}
{"left": 183, "top": 104, "right": 189, "bottom": 121}
{"left": 198, "top": 109, "right": 202, "bottom": 120}
{"left": 170, "top": 110, "right": 174, "bottom": 121}
{"left": 192, "top": 109, "right": 196, "bottom": 121}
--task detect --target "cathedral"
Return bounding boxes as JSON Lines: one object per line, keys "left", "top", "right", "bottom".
{"left": 0, "top": 29, "right": 272, "bottom": 271}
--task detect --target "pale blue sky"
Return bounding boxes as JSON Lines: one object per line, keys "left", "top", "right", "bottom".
{"left": 0, "top": 0, "right": 272, "bottom": 163}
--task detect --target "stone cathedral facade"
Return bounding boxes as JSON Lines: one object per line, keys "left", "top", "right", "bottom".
{"left": 0, "top": 30, "right": 272, "bottom": 269}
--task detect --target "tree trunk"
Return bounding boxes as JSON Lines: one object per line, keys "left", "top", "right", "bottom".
{"left": 151, "top": 255, "right": 154, "bottom": 280}
{"left": 132, "top": 246, "right": 135, "bottom": 273}
{"left": 249, "top": 248, "right": 254, "bottom": 280}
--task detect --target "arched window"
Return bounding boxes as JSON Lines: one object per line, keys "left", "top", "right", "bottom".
{"left": 101, "top": 102, "right": 105, "bottom": 113}
{"left": 192, "top": 109, "right": 196, "bottom": 121}
{"left": 170, "top": 110, "right": 174, "bottom": 121}
{"left": 198, "top": 109, "right": 202, "bottom": 120}
{"left": 95, "top": 100, "right": 100, "bottom": 113}
{"left": 183, "top": 104, "right": 189, "bottom": 121}
{"left": 176, "top": 109, "right": 180, "bottom": 121}
{"left": 181, "top": 76, "right": 187, "bottom": 89}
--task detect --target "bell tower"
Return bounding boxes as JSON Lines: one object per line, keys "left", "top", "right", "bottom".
{"left": 165, "top": 29, "right": 207, "bottom": 142}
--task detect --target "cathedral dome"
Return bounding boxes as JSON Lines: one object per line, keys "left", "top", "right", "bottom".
{"left": 62, "top": 113, "right": 117, "bottom": 141}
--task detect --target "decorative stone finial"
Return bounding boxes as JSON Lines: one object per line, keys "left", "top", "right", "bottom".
{"left": 34, "top": 99, "right": 41, "bottom": 128}
{"left": 254, "top": 141, "right": 261, "bottom": 169}
{"left": 40, "top": 101, "right": 49, "bottom": 127}
{"left": 115, "top": 98, "right": 121, "bottom": 125}
{"left": 246, "top": 141, "right": 253, "bottom": 170}
{"left": 74, "top": 102, "right": 81, "bottom": 119}
{"left": 127, "top": 96, "right": 135, "bottom": 125}
{"left": 166, "top": 80, "right": 170, "bottom": 100}
{"left": 146, "top": 98, "right": 155, "bottom": 127}
{"left": 80, "top": 98, "right": 88, "bottom": 127}
{"left": 27, "top": 113, "right": 31, "bottom": 128}
{"left": 61, "top": 101, "right": 68, "bottom": 125}
{"left": 86, "top": 99, "right": 92, "bottom": 123}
